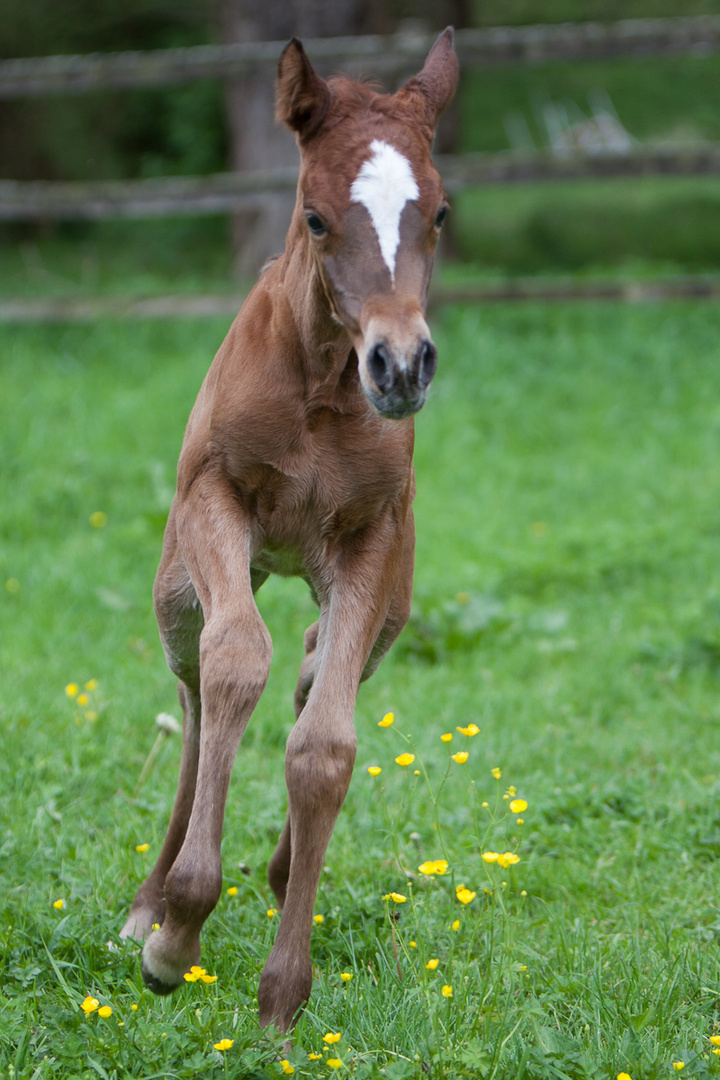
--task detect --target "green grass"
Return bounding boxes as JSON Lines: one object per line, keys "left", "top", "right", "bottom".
{"left": 2, "top": 300, "right": 720, "bottom": 1078}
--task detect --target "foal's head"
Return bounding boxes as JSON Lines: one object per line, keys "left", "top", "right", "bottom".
{"left": 277, "top": 30, "right": 458, "bottom": 419}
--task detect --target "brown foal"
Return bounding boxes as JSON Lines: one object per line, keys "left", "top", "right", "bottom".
{"left": 120, "top": 28, "right": 458, "bottom": 1034}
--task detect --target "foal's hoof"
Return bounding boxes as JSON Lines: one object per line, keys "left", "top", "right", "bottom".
{"left": 141, "top": 963, "right": 180, "bottom": 996}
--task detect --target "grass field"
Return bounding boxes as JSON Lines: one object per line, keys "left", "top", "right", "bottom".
{"left": 2, "top": 298, "right": 720, "bottom": 1079}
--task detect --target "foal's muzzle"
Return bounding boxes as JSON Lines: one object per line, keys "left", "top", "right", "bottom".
{"left": 364, "top": 337, "right": 438, "bottom": 419}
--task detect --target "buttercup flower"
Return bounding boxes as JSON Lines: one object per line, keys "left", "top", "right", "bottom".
{"left": 497, "top": 852, "right": 520, "bottom": 868}
{"left": 451, "top": 919, "right": 460, "bottom": 931}
{"left": 227, "top": 886, "right": 238, "bottom": 897}
{"left": 491, "top": 767, "right": 502, "bottom": 779}
{"left": 53, "top": 898, "right": 65, "bottom": 910}
{"left": 382, "top": 892, "right": 407, "bottom": 903}
{"left": 456, "top": 886, "right": 476, "bottom": 905}
{"left": 65, "top": 683, "right": 78, "bottom": 697}
{"left": 368, "top": 766, "right": 382, "bottom": 776}
{"left": 214, "top": 1039, "right": 234, "bottom": 1051}
{"left": 673, "top": 1065, "right": 685, "bottom": 1072}
{"left": 451, "top": 751, "right": 468, "bottom": 764}
{"left": 135, "top": 843, "right": 149, "bottom": 853}
{"left": 323, "top": 1032, "right": 342, "bottom": 1044}
{"left": 378, "top": 713, "right": 394, "bottom": 727}
{"left": 409, "top": 941, "right": 417, "bottom": 947}
{"left": 426, "top": 959, "right": 439, "bottom": 970}
{"left": 510, "top": 799, "right": 528, "bottom": 813}
{"left": 395, "top": 753, "right": 414, "bottom": 767}
{"left": 326, "top": 1060, "right": 343, "bottom": 1069}
{"left": 456, "top": 724, "right": 479, "bottom": 736}
{"left": 184, "top": 966, "right": 217, "bottom": 984}
{"left": 309, "top": 1054, "right": 323, "bottom": 1061}
{"left": 90, "top": 511, "right": 108, "bottom": 528}
{"left": 440, "top": 733, "right": 453, "bottom": 742}
{"left": 280, "top": 1061, "right": 295, "bottom": 1075}
{"left": 267, "top": 908, "right": 278, "bottom": 918}
{"left": 98, "top": 1006, "right": 112, "bottom": 1018}
{"left": 314, "top": 914, "right": 324, "bottom": 924}
{"left": 441, "top": 984, "right": 453, "bottom": 998}
{"left": 418, "top": 859, "right": 448, "bottom": 875}
{"left": 617, "top": 1074, "right": 632, "bottom": 1080}
{"left": 85, "top": 679, "right": 98, "bottom": 691}
{"left": 340, "top": 972, "right": 353, "bottom": 981}
{"left": 81, "top": 996, "right": 99, "bottom": 1014}
{"left": 482, "top": 851, "right": 499, "bottom": 863}
{"left": 711, "top": 1036, "right": 720, "bottom": 1046}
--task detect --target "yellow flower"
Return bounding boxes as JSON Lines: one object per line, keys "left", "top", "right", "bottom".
{"left": 81, "top": 996, "right": 99, "bottom": 1014}
{"left": 713, "top": 1050, "right": 720, "bottom": 1057}
{"left": 378, "top": 712, "right": 394, "bottom": 727}
{"left": 673, "top": 1065, "right": 685, "bottom": 1072}
{"left": 409, "top": 941, "right": 417, "bottom": 948}
{"left": 451, "top": 751, "right": 468, "bottom": 764}
{"left": 85, "top": 679, "right": 98, "bottom": 691}
{"left": 280, "top": 1061, "right": 295, "bottom": 1075}
{"left": 497, "top": 852, "right": 520, "bottom": 868}
{"left": 440, "top": 733, "right": 453, "bottom": 742}
{"left": 451, "top": 919, "right": 460, "bottom": 931}
{"left": 200, "top": 974, "right": 217, "bottom": 983}
{"left": 53, "top": 898, "right": 65, "bottom": 910}
{"left": 616, "top": 1074, "right": 632, "bottom": 1080}
{"left": 98, "top": 1005, "right": 112, "bottom": 1018}
{"left": 214, "top": 1039, "right": 234, "bottom": 1051}
{"left": 135, "top": 843, "right": 149, "bottom": 853}
{"left": 152, "top": 923, "right": 160, "bottom": 931}
{"left": 340, "top": 972, "right": 353, "bottom": 982}
{"left": 367, "top": 766, "right": 382, "bottom": 776}
{"left": 482, "top": 851, "right": 499, "bottom": 863}
{"left": 425, "top": 958, "right": 439, "bottom": 970}
{"left": 456, "top": 724, "right": 480, "bottom": 736}
{"left": 441, "top": 984, "right": 452, "bottom": 998}
{"left": 65, "top": 683, "right": 79, "bottom": 698}
{"left": 309, "top": 1054, "right": 323, "bottom": 1061}
{"left": 491, "top": 767, "right": 502, "bottom": 779}
{"left": 395, "top": 753, "right": 415, "bottom": 767}
{"left": 323, "top": 1032, "right": 342, "bottom": 1044}
{"left": 481, "top": 801, "right": 489, "bottom": 808}
{"left": 516, "top": 818, "right": 524, "bottom": 825}
{"left": 510, "top": 799, "right": 528, "bottom": 813}
{"left": 267, "top": 908, "right": 278, "bottom": 918}
{"left": 89, "top": 511, "right": 108, "bottom": 529}
{"left": 326, "top": 1060, "right": 343, "bottom": 1070}
{"left": 131, "top": 1003, "right": 138, "bottom": 1011}
{"left": 456, "top": 886, "right": 476, "bottom": 905}
{"left": 184, "top": 967, "right": 206, "bottom": 982}
{"left": 227, "top": 886, "right": 238, "bottom": 897}
{"left": 507, "top": 785, "right": 517, "bottom": 796}
{"left": 382, "top": 892, "right": 407, "bottom": 903}
{"left": 418, "top": 859, "right": 449, "bottom": 876}
{"left": 77, "top": 693, "right": 89, "bottom": 706}
{"left": 314, "top": 914, "right": 324, "bottom": 924}
{"left": 711, "top": 1036, "right": 720, "bottom": 1046}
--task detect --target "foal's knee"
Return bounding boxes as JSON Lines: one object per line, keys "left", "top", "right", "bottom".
{"left": 285, "top": 723, "right": 357, "bottom": 816}
{"left": 199, "top": 615, "right": 272, "bottom": 719}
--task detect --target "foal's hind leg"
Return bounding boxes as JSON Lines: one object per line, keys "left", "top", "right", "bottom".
{"left": 267, "top": 620, "right": 318, "bottom": 909}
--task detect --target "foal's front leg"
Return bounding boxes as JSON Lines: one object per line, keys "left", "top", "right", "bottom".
{"left": 258, "top": 517, "right": 409, "bottom": 1032}
{"left": 140, "top": 481, "right": 273, "bottom": 992}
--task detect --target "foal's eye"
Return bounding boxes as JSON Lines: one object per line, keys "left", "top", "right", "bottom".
{"left": 434, "top": 206, "right": 448, "bottom": 229}
{"left": 306, "top": 213, "right": 327, "bottom": 235}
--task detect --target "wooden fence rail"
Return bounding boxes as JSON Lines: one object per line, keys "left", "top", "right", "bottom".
{"left": 2, "top": 17, "right": 720, "bottom": 98}
{"left": 2, "top": 145, "right": 719, "bottom": 222}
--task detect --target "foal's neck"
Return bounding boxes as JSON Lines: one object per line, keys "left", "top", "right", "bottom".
{"left": 278, "top": 225, "right": 352, "bottom": 385}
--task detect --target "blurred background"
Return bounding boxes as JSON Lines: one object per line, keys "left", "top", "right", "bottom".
{"left": 2, "top": 0, "right": 720, "bottom": 304}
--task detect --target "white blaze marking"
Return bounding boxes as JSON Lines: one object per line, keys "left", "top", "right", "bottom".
{"left": 350, "top": 139, "right": 419, "bottom": 281}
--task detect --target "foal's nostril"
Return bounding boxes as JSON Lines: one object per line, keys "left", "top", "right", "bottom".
{"left": 367, "top": 342, "right": 393, "bottom": 392}
{"left": 417, "top": 340, "right": 438, "bottom": 389}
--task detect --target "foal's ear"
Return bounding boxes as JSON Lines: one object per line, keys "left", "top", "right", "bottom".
{"left": 276, "top": 39, "right": 331, "bottom": 142}
{"left": 394, "top": 27, "right": 459, "bottom": 141}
